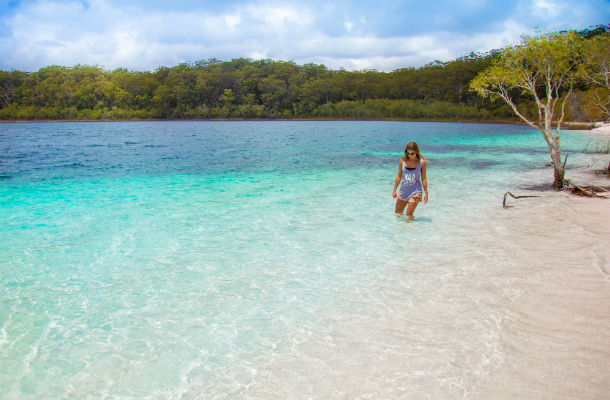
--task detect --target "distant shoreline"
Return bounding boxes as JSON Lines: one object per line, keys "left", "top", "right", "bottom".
{"left": 0, "top": 116, "right": 520, "bottom": 123}
{"left": 1, "top": 117, "right": 606, "bottom": 131}
{"left": 0, "top": 117, "right": 532, "bottom": 125}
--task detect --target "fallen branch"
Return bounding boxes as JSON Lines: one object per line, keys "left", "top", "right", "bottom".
{"left": 503, "top": 191, "right": 541, "bottom": 207}
{"left": 564, "top": 183, "right": 609, "bottom": 197}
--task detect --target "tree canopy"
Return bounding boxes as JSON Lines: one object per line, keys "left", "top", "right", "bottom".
{"left": 580, "top": 34, "right": 610, "bottom": 120}
{"left": 470, "top": 29, "right": 610, "bottom": 188}
{"left": 0, "top": 24, "right": 608, "bottom": 123}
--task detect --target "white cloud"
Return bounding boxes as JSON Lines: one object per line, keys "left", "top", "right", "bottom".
{"left": 225, "top": 14, "right": 241, "bottom": 30}
{"left": 532, "top": 0, "right": 563, "bottom": 16}
{"left": 244, "top": 4, "right": 315, "bottom": 26}
{"left": 0, "top": 0, "right": 608, "bottom": 72}
{"left": 249, "top": 50, "right": 269, "bottom": 60}
{"left": 344, "top": 18, "right": 354, "bottom": 33}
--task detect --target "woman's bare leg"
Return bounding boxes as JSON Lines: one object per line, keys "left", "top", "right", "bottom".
{"left": 395, "top": 197, "right": 408, "bottom": 214}
{"left": 405, "top": 200, "right": 419, "bottom": 219}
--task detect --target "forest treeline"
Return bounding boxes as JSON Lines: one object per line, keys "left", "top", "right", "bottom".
{"left": 1, "top": 24, "right": 608, "bottom": 122}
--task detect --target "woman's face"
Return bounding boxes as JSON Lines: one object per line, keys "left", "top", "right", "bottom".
{"left": 406, "top": 149, "right": 417, "bottom": 160}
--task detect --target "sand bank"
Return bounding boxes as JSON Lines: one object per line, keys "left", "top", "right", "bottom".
{"left": 486, "top": 150, "right": 610, "bottom": 398}
{"left": 590, "top": 122, "right": 610, "bottom": 135}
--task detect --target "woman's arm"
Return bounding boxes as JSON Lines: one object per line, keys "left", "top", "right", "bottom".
{"left": 392, "top": 159, "right": 403, "bottom": 198}
{"left": 421, "top": 159, "right": 428, "bottom": 203}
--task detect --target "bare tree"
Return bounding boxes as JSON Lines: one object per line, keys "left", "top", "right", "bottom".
{"left": 471, "top": 31, "right": 584, "bottom": 188}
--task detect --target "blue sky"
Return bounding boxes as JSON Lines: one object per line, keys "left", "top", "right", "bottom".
{"left": 1, "top": 0, "right": 609, "bottom": 72}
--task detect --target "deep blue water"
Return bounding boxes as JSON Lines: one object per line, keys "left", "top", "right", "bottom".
{"left": 1, "top": 121, "right": 546, "bottom": 182}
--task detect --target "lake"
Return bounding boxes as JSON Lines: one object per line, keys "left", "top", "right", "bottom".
{"left": 1, "top": 121, "right": 609, "bottom": 398}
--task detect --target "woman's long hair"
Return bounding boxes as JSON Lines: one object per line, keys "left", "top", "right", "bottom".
{"left": 404, "top": 142, "right": 424, "bottom": 160}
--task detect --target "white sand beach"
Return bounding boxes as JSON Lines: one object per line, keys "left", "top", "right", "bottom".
{"left": 487, "top": 190, "right": 610, "bottom": 399}
{"left": 483, "top": 126, "right": 610, "bottom": 398}
{"left": 591, "top": 122, "right": 610, "bottom": 135}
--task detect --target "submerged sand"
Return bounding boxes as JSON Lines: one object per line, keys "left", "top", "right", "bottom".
{"left": 249, "top": 150, "right": 610, "bottom": 398}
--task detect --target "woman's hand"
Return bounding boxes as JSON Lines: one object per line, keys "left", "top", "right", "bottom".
{"left": 423, "top": 192, "right": 428, "bottom": 204}
{"left": 392, "top": 189, "right": 397, "bottom": 199}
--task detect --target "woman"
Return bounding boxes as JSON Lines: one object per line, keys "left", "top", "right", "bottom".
{"left": 392, "top": 142, "right": 428, "bottom": 218}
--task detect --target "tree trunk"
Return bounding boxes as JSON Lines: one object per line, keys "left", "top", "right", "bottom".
{"left": 552, "top": 161, "right": 565, "bottom": 189}
{"left": 544, "top": 119, "right": 565, "bottom": 189}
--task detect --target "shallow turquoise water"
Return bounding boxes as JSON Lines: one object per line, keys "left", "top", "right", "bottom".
{"left": 1, "top": 121, "right": 608, "bottom": 398}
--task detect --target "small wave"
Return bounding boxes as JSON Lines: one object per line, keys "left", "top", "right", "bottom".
{"left": 470, "top": 159, "right": 502, "bottom": 169}
{"left": 59, "top": 162, "right": 86, "bottom": 168}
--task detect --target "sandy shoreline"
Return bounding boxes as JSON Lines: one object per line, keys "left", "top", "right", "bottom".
{"left": 588, "top": 122, "right": 610, "bottom": 135}
{"left": 499, "top": 147, "right": 610, "bottom": 398}
{"left": 509, "top": 200, "right": 608, "bottom": 399}
{"left": 549, "top": 124, "right": 609, "bottom": 262}
{"left": 461, "top": 148, "right": 610, "bottom": 399}
{"left": 498, "top": 190, "right": 610, "bottom": 399}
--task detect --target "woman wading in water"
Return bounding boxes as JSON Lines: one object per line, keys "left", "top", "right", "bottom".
{"left": 392, "top": 142, "right": 428, "bottom": 218}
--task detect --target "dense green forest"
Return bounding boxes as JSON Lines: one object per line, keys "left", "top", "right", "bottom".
{"left": 1, "top": 25, "right": 608, "bottom": 122}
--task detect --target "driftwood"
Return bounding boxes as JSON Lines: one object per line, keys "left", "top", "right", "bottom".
{"left": 543, "top": 156, "right": 610, "bottom": 198}
{"left": 503, "top": 184, "right": 608, "bottom": 207}
{"left": 503, "top": 191, "right": 540, "bottom": 207}
{"left": 562, "top": 180, "right": 609, "bottom": 197}
{"left": 505, "top": 157, "right": 610, "bottom": 205}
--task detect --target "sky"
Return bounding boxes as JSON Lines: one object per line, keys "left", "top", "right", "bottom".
{"left": 0, "top": 0, "right": 609, "bottom": 72}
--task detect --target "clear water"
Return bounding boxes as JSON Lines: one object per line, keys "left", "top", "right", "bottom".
{"left": 1, "top": 121, "right": 609, "bottom": 399}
